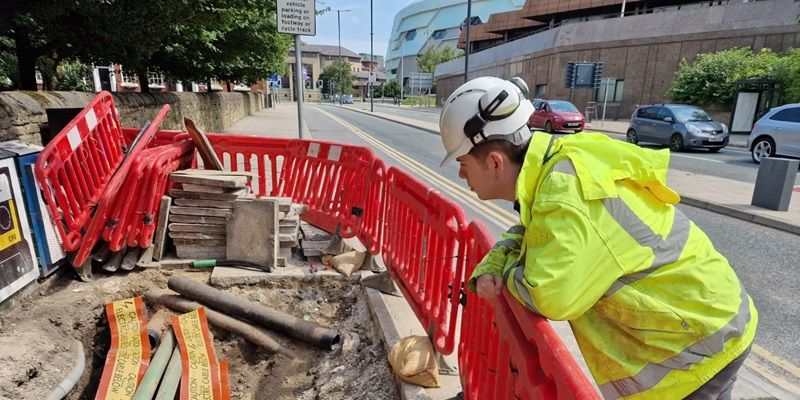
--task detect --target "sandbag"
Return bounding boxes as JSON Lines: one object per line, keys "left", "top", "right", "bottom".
{"left": 387, "top": 335, "right": 440, "bottom": 388}
{"left": 322, "top": 250, "right": 366, "bottom": 277}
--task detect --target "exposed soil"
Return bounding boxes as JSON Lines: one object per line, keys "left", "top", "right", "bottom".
{"left": 0, "top": 267, "right": 400, "bottom": 400}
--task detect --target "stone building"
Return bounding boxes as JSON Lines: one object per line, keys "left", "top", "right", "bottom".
{"left": 436, "top": 0, "right": 800, "bottom": 122}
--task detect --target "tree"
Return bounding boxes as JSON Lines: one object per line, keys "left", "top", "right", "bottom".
{"left": 57, "top": 59, "right": 93, "bottom": 91}
{"left": 318, "top": 61, "right": 354, "bottom": 96}
{"left": 416, "top": 44, "right": 462, "bottom": 74}
{"left": 382, "top": 80, "right": 400, "bottom": 98}
{"left": 668, "top": 47, "right": 783, "bottom": 106}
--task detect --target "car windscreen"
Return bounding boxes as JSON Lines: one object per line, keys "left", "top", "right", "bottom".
{"left": 548, "top": 101, "right": 579, "bottom": 113}
{"left": 671, "top": 107, "right": 712, "bottom": 122}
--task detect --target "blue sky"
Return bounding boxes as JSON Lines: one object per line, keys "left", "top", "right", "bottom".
{"left": 306, "top": 0, "right": 413, "bottom": 58}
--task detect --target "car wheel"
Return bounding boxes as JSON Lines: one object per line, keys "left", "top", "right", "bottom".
{"left": 626, "top": 129, "right": 639, "bottom": 145}
{"left": 751, "top": 137, "right": 775, "bottom": 163}
{"left": 545, "top": 121, "right": 554, "bottom": 133}
{"left": 669, "top": 134, "right": 684, "bottom": 152}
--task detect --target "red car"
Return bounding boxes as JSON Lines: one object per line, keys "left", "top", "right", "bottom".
{"left": 528, "top": 99, "right": 585, "bottom": 133}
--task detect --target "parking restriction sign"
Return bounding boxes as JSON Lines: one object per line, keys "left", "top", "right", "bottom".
{"left": 277, "top": 0, "right": 316, "bottom": 36}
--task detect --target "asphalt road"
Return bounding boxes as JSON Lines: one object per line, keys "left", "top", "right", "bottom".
{"left": 305, "top": 104, "right": 800, "bottom": 372}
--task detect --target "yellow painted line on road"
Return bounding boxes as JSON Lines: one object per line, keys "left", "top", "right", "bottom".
{"left": 752, "top": 344, "right": 800, "bottom": 380}
{"left": 315, "top": 107, "right": 518, "bottom": 227}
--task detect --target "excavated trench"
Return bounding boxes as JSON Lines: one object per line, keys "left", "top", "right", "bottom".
{"left": 0, "top": 268, "right": 400, "bottom": 400}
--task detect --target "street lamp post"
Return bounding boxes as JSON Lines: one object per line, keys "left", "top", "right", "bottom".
{"left": 370, "top": 0, "right": 374, "bottom": 112}
{"left": 334, "top": 9, "right": 351, "bottom": 105}
{"left": 465, "top": 0, "right": 472, "bottom": 83}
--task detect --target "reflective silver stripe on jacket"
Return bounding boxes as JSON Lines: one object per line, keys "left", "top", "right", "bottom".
{"left": 601, "top": 198, "right": 692, "bottom": 297}
{"left": 492, "top": 225, "right": 525, "bottom": 250}
{"left": 503, "top": 258, "right": 543, "bottom": 316}
{"left": 598, "top": 289, "right": 751, "bottom": 399}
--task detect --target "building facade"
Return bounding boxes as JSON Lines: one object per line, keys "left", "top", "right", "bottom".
{"left": 386, "top": 0, "right": 525, "bottom": 93}
{"left": 436, "top": 0, "right": 800, "bottom": 122}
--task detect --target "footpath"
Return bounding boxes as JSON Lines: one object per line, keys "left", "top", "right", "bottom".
{"left": 225, "top": 102, "right": 800, "bottom": 400}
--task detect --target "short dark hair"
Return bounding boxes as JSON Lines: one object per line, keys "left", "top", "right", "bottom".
{"left": 467, "top": 138, "right": 529, "bottom": 165}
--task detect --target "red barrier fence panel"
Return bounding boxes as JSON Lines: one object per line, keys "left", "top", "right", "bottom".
{"left": 382, "top": 167, "right": 466, "bottom": 355}
{"left": 34, "top": 91, "right": 126, "bottom": 251}
{"left": 358, "top": 157, "right": 386, "bottom": 255}
{"left": 204, "top": 133, "right": 292, "bottom": 198}
{"left": 70, "top": 104, "right": 170, "bottom": 268}
{"left": 281, "top": 140, "right": 375, "bottom": 239}
{"left": 459, "top": 221, "right": 600, "bottom": 400}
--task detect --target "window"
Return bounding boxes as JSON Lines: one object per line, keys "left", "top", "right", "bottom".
{"left": 595, "top": 79, "right": 624, "bottom": 102}
{"left": 462, "top": 16, "right": 482, "bottom": 27}
{"left": 405, "top": 30, "right": 416, "bottom": 41}
{"left": 534, "top": 84, "right": 547, "bottom": 99}
{"left": 148, "top": 72, "right": 164, "bottom": 88}
{"left": 657, "top": 107, "right": 674, "bottom": 122}
{"left": 771, "top": 107, "right": 800, "bottom": 123}
{"left": 432, "top": 29, "right": 447, "bottom": 40}
{"left": 637, "top": 107, "right": 658, "bottom": 120}
{"left": 121, "top": 71, "right": 138, "bottom": 88}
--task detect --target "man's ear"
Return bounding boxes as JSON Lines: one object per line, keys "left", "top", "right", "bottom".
{"left": 485, "top": 151, "right": 506, "bottom": 176}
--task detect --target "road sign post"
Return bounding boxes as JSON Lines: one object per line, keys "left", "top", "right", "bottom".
{"left": 277, "top": 0, "right": 316, "bottom": 139}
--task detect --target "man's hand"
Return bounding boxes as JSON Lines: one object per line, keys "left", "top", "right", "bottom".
{"left": 475, "top": 274, "right": 504, "bottom": 299}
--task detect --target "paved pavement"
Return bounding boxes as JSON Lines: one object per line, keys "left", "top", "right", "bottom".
{"left": 225, "top": 102, "right": 800, "bottom": 399}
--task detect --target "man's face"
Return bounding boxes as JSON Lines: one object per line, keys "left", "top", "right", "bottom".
{"left": 457, "top": 153, "right": 498, "bottom": 200}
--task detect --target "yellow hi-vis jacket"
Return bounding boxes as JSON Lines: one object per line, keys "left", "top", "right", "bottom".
{"left": 469, "top": 132, "right": 758, "bottom": 399}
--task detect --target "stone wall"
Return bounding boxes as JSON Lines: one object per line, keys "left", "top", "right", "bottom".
{"left": 0, "top": 91, "right": 266, "bottom": 145}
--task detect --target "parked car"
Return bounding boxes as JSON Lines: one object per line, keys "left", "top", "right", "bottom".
{"left": 747, "top": 103, "right": 800, "bottom": 163}
{"left": 340, "top": 94, "right": 354, "bottom": 104}
{"left": 626, "top": 104, "right": 728, "bottom": 152}
{"left": 528, "top": 99, "right": 584, "bottom": 133}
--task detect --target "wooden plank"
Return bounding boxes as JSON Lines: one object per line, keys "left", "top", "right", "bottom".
{"left": 153, "top": 196, "right": 172, "bottom": 261}
{"left": 169, "top": 231, "right": 226, "bottom": 240}
{"left": 170, "top": 207, "right": 232, "bottom": 218}
{"left": 227, "top": 198, "right": 278, "bottom": 270}
{"left": 173, "top": 198, "right": 234, "bottom": 209}
{"left": 184, "top": 118, "right": 223, "bottom": 170}
{"left": 169, "top": 214, "right": 228, "bottom": 225}
{"left": 171, "top": 168, "right": 254, "bottom": 180}
{"left": 168, "top": 223, "right": 226, "bottom": 233}
{"left": 181, "top": 183, "right": 247, "bottom": 194}
{"left": 169, "top": 188, "right": 249, "bottom": 201}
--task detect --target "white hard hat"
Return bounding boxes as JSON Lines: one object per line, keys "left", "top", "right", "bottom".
{"left": 439, "top": 76, "right": 534, "bottom": 166}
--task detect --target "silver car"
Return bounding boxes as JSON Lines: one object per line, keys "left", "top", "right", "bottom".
{"left": 627, "top": 104, "right": 729, "bottom": 152}
{"left": 748, "top": 103, "right": 800, "bottom": 163}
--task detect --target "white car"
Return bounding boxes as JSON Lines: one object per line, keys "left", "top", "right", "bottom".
{"left": 748, "top": 103, "right": 800, "bottom": 163}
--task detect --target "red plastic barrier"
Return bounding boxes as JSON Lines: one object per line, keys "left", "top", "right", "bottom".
{"left": 102, "top": 140, "right": 194, "bottom": 251}
{"left": 459, "top": 221, "right": 600, "bottom": 400}
{"left": 203, "top": 133, "right": 292, "bottom": 198}
{"left": 358, "top": 158, "right": 386, "bottom": 255}
{"left": 281, "top": 140, "right": 375, "bottom": 238}
{"left": 70, "top": 104, "right": 170, "bottom": 268}
{"left": 34, "top": 91, "right": 126, "bottom": 251}
{"left": 382, "top": 167, "right": 466, "bottom": 355}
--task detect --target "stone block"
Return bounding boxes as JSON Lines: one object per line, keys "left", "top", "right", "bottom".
{"left": 153, "top": 196, "right": 172, "bottom": 261}
{"left": 227, "top": 198, "right": 279, "bottom": 270}
{"left": 172, "top": 198, "right": 235, "bottom": 209}
{"left": 169, "top": 214, "right": 228, "bottom": 225}
{"left": 170, "top": 206, "right": 232, "bottom": 218}
{"left": 168, "top": 223, "right": 226, "bottom": 233}
{"left": 176, "top": 245, "right": 227, "bottom": 260}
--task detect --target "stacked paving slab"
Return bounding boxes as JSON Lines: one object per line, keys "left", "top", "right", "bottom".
{"left": 167, "top": 170, "right": 253, "bottom": 260}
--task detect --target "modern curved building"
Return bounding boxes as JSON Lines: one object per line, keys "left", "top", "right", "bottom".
{"left": 386, "top": 0, "right": 524, "bottom": 93}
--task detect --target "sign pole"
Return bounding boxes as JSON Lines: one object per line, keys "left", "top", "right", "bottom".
{"left": 294, "top": 35, "right": 305, "bottom": 139}
{"left": 277, "top": 0, "right": 316, "bottom": 139}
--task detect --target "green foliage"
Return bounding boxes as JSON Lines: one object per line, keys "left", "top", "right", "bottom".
{"left": 318, "top": 61, "right": 354, "bottom": 95}
{"left": 381, "top": 80, "right": 400, "bottom": 98}
{"left": 668, "top": 47, "right": 785, "bottom": 106}
{"left": 416, "top": 44, "right": 462, "bottom": 74}
{"left": 400, "top": 95, "right": 435, "bottom": 107}
{"left": 0, "top": 50, "right": 18, "bottom": 90}
{"left": 1, "top": 0, "right": 292, "bottom": 90}
{"left": 57, "top": 59, "right": 93, "bottom": 91}
{"left": 775, "top": 49, "right": 800, "bottom": 103}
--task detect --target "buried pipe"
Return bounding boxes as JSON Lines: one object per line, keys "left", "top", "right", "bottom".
{"left": 154, "top": 347, "right": 181, "bottom": 400}
{"left": 132, "top": 330, "right": 175, "bottom": 400}
{"left": 46, "top": 340, "right": 85, "bottom": 400}
{"left": 144, "top": 289, "right": 296, "bottom": 358}
{"left": 167, "top": 276, "right": 340, "bottom": 349}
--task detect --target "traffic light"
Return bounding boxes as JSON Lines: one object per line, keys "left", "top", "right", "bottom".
{"left": 564, "top": 62, "right": 575, "bottom": 89}
{"left": 593, "top": 62, "right": 604, "bottom": 89}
